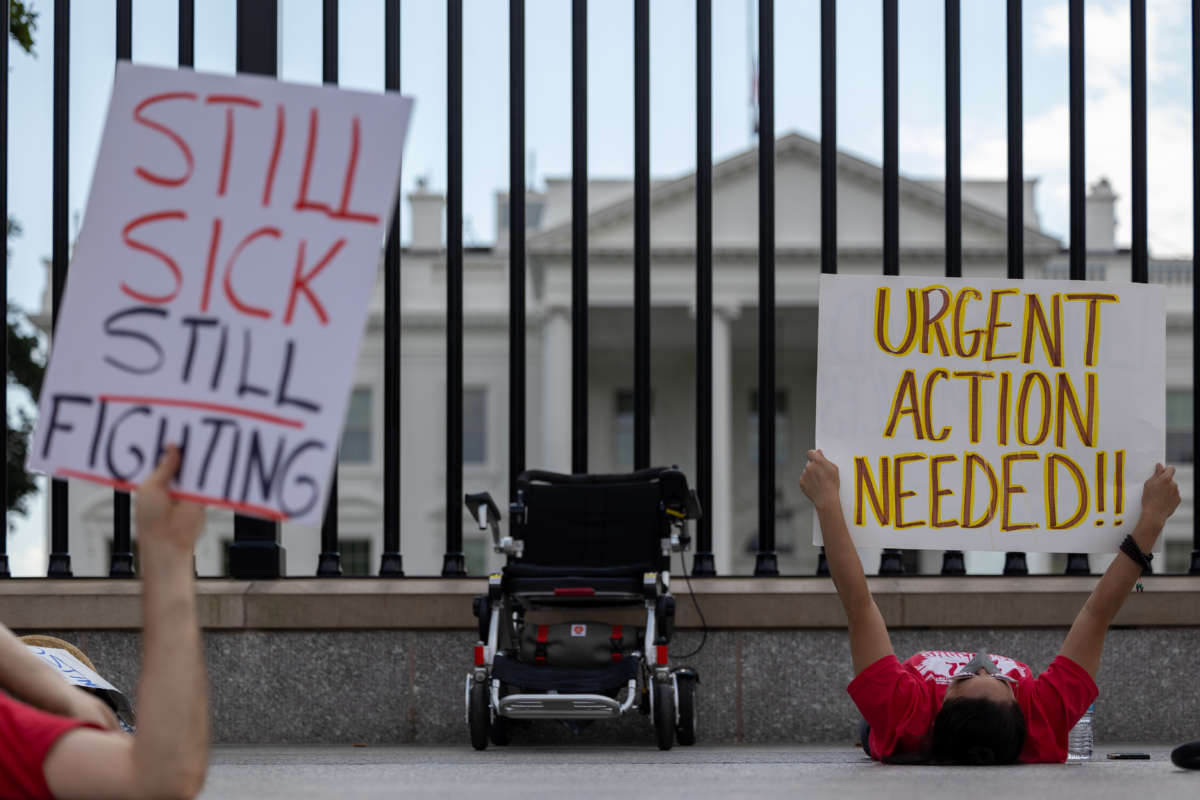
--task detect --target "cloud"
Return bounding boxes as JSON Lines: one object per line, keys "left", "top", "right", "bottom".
{"left": 905, "top": 0, "right": 1193, "bottom": 255}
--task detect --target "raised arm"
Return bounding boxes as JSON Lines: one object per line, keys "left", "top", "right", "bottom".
{"left": 800, "top": 450, "right": 894, "bottom": 674}
{"left": 43, "top": 445, "right": 210, "bottom": 800}
{"left": 1057, "top": 463, "right": 1180, "bottom": 679}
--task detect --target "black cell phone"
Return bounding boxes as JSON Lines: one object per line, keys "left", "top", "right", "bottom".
{"left": 1106, "top": 753, "right": 1150, "bottom": 760}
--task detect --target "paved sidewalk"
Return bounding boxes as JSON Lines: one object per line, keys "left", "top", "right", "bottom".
{"left": 201, "top": 744, "right": 1198, "bottom": 799}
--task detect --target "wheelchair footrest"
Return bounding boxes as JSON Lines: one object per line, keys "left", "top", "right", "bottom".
{"left": 499, "top": 692, "right": 623, "bottom": 719}
{"left": 491, "top": 652, "right": 639, "bottom": 693}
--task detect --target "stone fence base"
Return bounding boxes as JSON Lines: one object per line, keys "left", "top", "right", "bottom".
{"left": 29, "top": 627, "right": 1200, "bottom": 746}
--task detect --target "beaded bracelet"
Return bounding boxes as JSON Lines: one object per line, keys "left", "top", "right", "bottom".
{"left": 1119, "top": 535, "right": 1153, "bottom": 571}
{"left": 1119, "top": 535, "right": 1153, "bottom": 591}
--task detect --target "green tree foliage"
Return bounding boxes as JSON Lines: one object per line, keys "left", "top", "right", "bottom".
{"left": 10, "top": 1, "right": 38, "bottom": 55}
{"left": 7, "top": 304, "right": 43, "bottom": 520}
{"left": 7, "top": 6, "right": 46, "bottom": 520}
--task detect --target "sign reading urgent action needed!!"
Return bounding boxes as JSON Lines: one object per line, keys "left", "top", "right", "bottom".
{"left": 814, "top": 274, "right": 1165, "bottom": 553}
{"left": 29, "top": 63, "right": 413, "bottom": 526}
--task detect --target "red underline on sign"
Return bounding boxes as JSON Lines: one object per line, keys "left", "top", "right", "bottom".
{"left": 97, "top": 395, "right": 306, "bottom": 430}
{"left": 55, "top": 468, "right": 289, "bottom": 521}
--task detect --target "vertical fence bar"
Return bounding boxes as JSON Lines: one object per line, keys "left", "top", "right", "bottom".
{"left": 1064, "top": 0, "right": 1090, "bottom": 576}
{"left": 109, "top": 0, "right": 135, "bottom": 578}
{"left": 316, "top": 0, "right": 342, "bottom": 576}
{"left": 509, "top": 0, "right": 527, "bottom": 502}
{"left": 633, "top": 0, "right": 651, "bottom": 471}
{"left": 48, "top": 0, "right": 72, "bottom": 578}
{"left": 944, "top": 0, "right": 961, "bottom": 279}
{"left": 814, "top": 0, "right": 836, "bottom": 578}
{"left": 878, "top": 0, "right": 902, "bottom": 576}
{"left": 754, "top": 0, "right": 778, "bottom": 576}
{"left": 0, "top": 0, "right": 8, "bottom": 578}
{"left": 1002, "top": 0, "right": 1029, "bottom": 576}
{"left": 1131, "top": 0, "right": 1147, "bottom": 286}
{"left": 1192, "top": 0, "right": 1200, "bottom": 574}
{"left": 443, "top": 0, "right": 466, "bottom": 577}
{"left": 228, "top": 0, "right": 284, "bottom": 578}
{"left": 882, "top": 0, "right": 898, "bottom": 279}
{"left": 940, "top": 0, "right": 965, "bottom": 576}
{"left": 179, "top": 0, "right": 195, "bottom": 68}
{"left": 1129, "top": 0, "right": 1152, "bottom": 575}
{"left": 380, "top": 0, "right": 404, "bottom": 576}
{"left": 692, "top": 0, "right": 716, "bottom": 576}
{"left": 571, "top": 0, "right": 588, "bottom": 474}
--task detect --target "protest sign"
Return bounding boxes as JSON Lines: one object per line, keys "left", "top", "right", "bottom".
{"left": 26, "top": 645, "right": 135, "bottom": 726}
{"left": 814, "top": 274, "right": 1165, "bottom": 553}
{"left": 28, "top": 63, "right": 413, "bottom": 526}
{"left": 26, "top": 646, "right": 119, "bottom": 693}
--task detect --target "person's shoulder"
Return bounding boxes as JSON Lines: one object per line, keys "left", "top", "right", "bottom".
{"left": 1037, "top": 654, "right": 1099, "bottom": 692}
{"left": 0, "top": 694, "right": 99, "bottom": 800}
{"left": 848, "top": 653, "right": 904, "bottom": 692}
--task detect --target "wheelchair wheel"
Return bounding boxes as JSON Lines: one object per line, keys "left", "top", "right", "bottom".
{"left": 468, "top": 680, "right": 489, "bottom": 751}
{"left": 653, "top": 680, "right": 675, "bottom": 751}
{"left": 488, "top": 687, "right": 510, "bottom": 746}
{"left": 675, "top": 674, "right": 697, "bottom": 746}
{"left": 488, "top": 714, "right": 509, "bottom": 746}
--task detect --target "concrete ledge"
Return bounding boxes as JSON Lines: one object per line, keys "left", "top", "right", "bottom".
{"left": 22, "top": 627, "right": 1200, "bottom": 745}
{"left": 1, "top": 576, "right": 1198, "bottom": 629}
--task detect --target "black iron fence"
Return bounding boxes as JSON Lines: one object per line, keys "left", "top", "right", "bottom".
{"left": 1, "top": 0, "right": 1198, "bottom": 578}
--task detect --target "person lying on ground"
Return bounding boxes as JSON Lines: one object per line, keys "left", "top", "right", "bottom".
{"left": 0, "top": 445, "right": 209, "bottom": 799}
{"left": 798, "top": 449, "right": 1180, "bottom": 765}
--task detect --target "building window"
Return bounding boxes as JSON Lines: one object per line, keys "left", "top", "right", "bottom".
{"left": 340, "top": 538, "right": 372, "bottom": 576}
{"left": 340, "top": 388, "right": 372, "bottom": 464}
{"left": 464, "top": 387, "right": 487, "bottom": 464}
{"left": 749, "top": 390, "right": 789, "bottom": 464}
{"left": 464, "top": 535, "right": 488, "bottom": 576}
{"left": 1166, "top": 390, "right": 1193, "bottom": 464}
{"left": 1165, "top": 538, "right": 1192, "bottom": 574}
{"left": 614, "top": 390, "right": 654, "bottom": 470}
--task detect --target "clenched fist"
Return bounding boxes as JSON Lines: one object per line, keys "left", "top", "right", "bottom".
{"left": 1140, "top": 463, "right": 1181, "bottom": 529}
{"left": 799, "top": 449, "right": 841, "bottom": 513}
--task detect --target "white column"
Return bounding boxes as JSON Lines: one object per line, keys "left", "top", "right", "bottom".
{"left": 712, "top": 305, "right": 739, "bottom": 575}
{"left": 541, "top": 306, "right": 572, "bottom": 472}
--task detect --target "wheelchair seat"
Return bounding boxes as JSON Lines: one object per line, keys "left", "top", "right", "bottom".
{"left": 501, "top": 562, "right": 650, "bottom": 598}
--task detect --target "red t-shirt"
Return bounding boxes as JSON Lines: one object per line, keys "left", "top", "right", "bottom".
{"left": 0, "top": 691, "right": 97, "bottom": 799}
{"left": 848, "top": 650, "right": 1098, "bottom": 763}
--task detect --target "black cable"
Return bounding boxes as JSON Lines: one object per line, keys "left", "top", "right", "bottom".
{"left": 670, "top": 548, "right": 708, "bottom": 660}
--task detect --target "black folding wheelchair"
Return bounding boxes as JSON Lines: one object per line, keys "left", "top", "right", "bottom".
{"left": 464, "top": 467, "right": 701, "bottom": 750}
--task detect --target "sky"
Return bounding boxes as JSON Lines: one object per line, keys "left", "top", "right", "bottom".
{"left": 4, "top": 0, "right": 1196, "bottom": 574}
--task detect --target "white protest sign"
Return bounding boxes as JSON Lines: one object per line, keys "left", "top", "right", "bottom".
{"left": 814, "top": 274, "right": 1165, "bottom": 553}
{"left": 29, "top": 63, "right": 412, "bottom": 526}
{"left": 26, "top": 646, "right": 119, "bottom": 693}
{"left": 27, "top": 645, "right": 135, "bottom": 727}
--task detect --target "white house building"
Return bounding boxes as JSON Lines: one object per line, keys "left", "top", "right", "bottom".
{"left": 44, "top": 132, "right": 1195, "bottom": 577}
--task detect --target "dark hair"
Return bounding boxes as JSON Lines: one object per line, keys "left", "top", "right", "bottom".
{"left": 931, "top": 697, "right": 1027, "bottom": 765}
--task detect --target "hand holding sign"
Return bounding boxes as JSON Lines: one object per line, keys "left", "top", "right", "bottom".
{"left": 28, "top": 64, "right": 413, "bottom": 526}
{"left": 814, "top": 274, "right": 1166, "bottom": 553}
{"left": 1140, "top": 463, "right": 1181, "bottom": 527}
{"left": 798, "top": 449, "right": 840, "bottom": 514}
{"left": 137, "top": 444, "right": 205, "bottom": 556}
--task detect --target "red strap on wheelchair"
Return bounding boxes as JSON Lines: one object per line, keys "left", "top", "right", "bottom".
{"left": 535, "top": 625, "right": 549, "bottom": 665}
{"left": 610, "top": 625, "right": 623, "bottom": 663}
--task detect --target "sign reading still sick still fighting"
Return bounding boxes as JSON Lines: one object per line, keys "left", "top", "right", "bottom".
{"left": 28, "top": 63, "right": 413, "bottom": 527}
{"left": 814, "top": 274, "right": 1166, "bottom": 553}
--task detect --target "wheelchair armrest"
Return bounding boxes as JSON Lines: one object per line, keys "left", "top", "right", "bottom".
{"left": 464, "top": 492, "right": 502, "bottom": 531}
{"left": 464, "top": 491, "right": 523, "bottom": 558}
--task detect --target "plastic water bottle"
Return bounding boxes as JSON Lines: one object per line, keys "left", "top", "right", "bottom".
{"left": 1067, "top": 703, "right": 1094, "bottom": 761}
